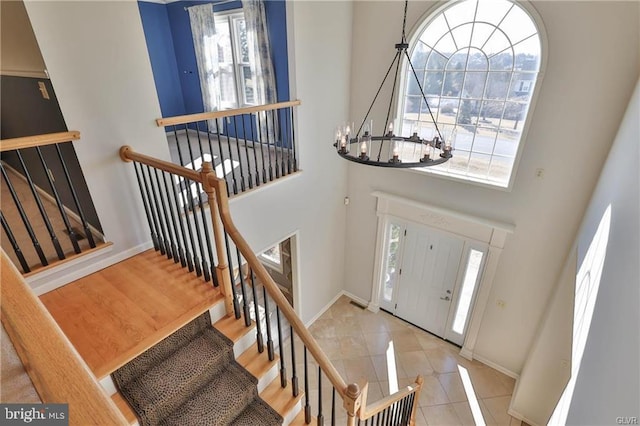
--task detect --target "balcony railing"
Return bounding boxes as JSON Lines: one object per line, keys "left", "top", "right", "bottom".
{"left": 0, "top": 131, "right": 105, "bottom": 274}
{"left": 156, "top": 100, "right": 301, "bottom": 198}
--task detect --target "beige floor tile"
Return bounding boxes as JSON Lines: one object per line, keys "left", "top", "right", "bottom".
{"left": 451, "top": 401, "right": 476, "bottom": 426}
{"left": 309, "top": 318, "right": 337, "bottom": 339}
{"left": 424, "top": 348, "right": 460, "bottom": 374}
{"left": 357, "top": 313, "right": 389, "bottom": 334}
{"left": 390, "top": 329, "right": 424, "bottom": 352}
{"left": 438, "top": 372, "right": 468, "bottom": 403}
{"left": 418, "top": 375, "right": 450, "bottom": 407}
{"left": 482, "top": 396, "right": 513, "bottom": 425}
{"left": 333, "top": 317, "right": 364, "bottom": 337}
{"left": 422, "top": 404, "right": 462, "bottom": 426}
{"left": 339, "top": 335, "right": 369, "bottom": 358}
{"left": 316, "top": 337, "right": 342, "bottom": 360}
{"left": 342, "top": 356, "right": 378, "bottom": 384}
{"left": 478, "top": 399, "right": 498, "bottom": 425}
{"left": 467, "top": 368, "right": 512, "bottom": 399}
{"left": 397, "top": 350, "right": 435, "bottom": 378}
{"left": 364, "top": 331, "right": 392, "bottom": 355}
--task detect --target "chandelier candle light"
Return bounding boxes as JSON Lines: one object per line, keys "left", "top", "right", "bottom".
{"left": 334, "top": 0, "right": 453, "bottom": 168}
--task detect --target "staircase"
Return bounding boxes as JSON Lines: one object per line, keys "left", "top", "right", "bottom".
{"left": 110, "top": 296, "right": 304, "bottom": 426}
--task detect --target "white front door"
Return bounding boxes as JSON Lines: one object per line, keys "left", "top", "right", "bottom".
{"left": 394, "top": 224, "right": 464, "bottom": 338}
{"left": 378, "top": 219, "right": 487, "bottom": 344}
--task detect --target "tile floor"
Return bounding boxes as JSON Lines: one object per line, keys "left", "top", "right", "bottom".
{"left": 286, "top": 295, "right": 524, "bottom": 426}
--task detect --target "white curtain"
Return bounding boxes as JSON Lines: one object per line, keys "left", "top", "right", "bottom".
{"left": 188, "top": 4, "right": 220, "bottom": 131}
{"left": 243, "top": 0, "right": 278, "bottom": 143}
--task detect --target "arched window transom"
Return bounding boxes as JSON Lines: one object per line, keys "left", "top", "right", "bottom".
{"left": 401, "top": 0, "right": 541, "bottom": 187}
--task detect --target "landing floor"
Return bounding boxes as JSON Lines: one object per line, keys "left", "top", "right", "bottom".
{"left": 39, "top": 249, "right": 223, "bottom": 379}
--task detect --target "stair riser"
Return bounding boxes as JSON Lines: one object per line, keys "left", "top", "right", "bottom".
{"left": 208, "top": 302, "right": 227, "bottom": 324}
{"left": 282, "top": 398, "right": 302, "bottom": 426}
{"left": 257, "top": 358, "right": 280, "bottom": 393}
{"left": 233, "top": 327, "right": 259, "bottom": 358}
{"left": 101, "top": 375, "right": 117, "bottom": 396}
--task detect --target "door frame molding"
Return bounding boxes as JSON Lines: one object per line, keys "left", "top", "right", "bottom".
{"left": 369, "top": 191, "right": 515, "bottom": 361}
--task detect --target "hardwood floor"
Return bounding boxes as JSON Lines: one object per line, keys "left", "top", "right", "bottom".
{"left": 39, "top": 249, "right": 224, "bottom": 379}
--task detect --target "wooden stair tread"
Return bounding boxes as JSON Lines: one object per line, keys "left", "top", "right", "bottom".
{"left": 112, "top": 392, "right": 137, "bottom": 425}
{"left": 214, "top": 314, "right": 255, "bottom": 342}
{"left": 260, "top": 378, "right": 304, "bottom": 418}
{"left": 237, "top": 347, "right": 279, "bottom": 380}
{"left": 290, "top": 410, "right": 316, "bottom": 425}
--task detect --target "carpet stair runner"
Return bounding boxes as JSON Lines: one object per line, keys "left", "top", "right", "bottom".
{"left": 112, "top": 311, "right": 283, "bottom": 426}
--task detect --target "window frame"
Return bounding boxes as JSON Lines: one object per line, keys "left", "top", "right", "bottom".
{"left": 214, "top": 9, "right": 256, "bottom": 109}
{"left": 398, "top": 0, "right": 548, "bottom": 190}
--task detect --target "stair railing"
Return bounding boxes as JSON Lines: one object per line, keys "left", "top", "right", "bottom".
{"left": 156, "top": 100, "right": 301, "bottom": 198}
{"left": 0, "top": 131, "right": 102, "bottom": 274}
{"left": 1, "top": 249, "right": 128, "bottom": 425}
{"left": 120, "top": 145, "right": 424, "bottom": 426}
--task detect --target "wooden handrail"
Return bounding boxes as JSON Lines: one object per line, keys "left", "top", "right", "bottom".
{"left": 359, "top": 376, "right": 424, "bottom": 421}
{"left": 0, "top": 250, "right": 128, "bottom": 425}
{"left": 119, "top": 145, "right": 201, "bottom": 182}
{"left": 206, "top": 171, "right": 349, "bottom": 397}
{"left": 0, "top": 131, "right": 81, "bottom": 152}
{"left": 156, "top": 100, "right": 301, "bottom": 127}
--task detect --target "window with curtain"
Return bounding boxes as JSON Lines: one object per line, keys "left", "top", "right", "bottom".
{"left": 400, "top": 0, "right": 542, "bottom": 188}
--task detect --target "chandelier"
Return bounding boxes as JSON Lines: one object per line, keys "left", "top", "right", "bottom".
{"left": 334, "top": 0, "right": 453, "bottom": 168}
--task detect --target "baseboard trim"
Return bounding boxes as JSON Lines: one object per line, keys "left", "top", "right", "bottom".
{"left": 507, "top": 408, "right": 540, "bottom": 426}
{"left": 472, "top": 353, "right": 520, "bottom": 379}
{"left": 29, "top": 241, "right": 154, "bottom": 295}
{"left": 342, "top": 290, "right": 369, "bottom": 309}
{"left": 304, "top": 290, "right": 344, "bottom": 328}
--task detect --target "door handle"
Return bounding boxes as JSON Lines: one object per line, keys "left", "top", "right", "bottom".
{"left": 440, "top": 296, "right": 450, "bottom": 301}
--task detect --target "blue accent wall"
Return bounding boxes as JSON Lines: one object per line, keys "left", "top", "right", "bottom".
{"left": 138, "top": 0, "right": 289, "bottom": 120}
{"left": 138, "top": 1, "right": 186, "bottom": 117}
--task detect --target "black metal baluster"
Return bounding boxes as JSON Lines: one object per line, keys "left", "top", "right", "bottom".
{"left": 276, "top": 306, "right": 287, "bottom": 388}
{"left": 133, "top": 162, "right": 159, "bottom": 251}
{"left": 183, "top": 125, "right": 198, "bottom": 170}
{"left": 375, "top": 412, "right": 381, "bottom": 426}
{"left": 278, "top": 109, "right": 287, "bottom": 177}
{"left": 176, "top": 175, "right": 197, "bottom": 273}
{"left": 250, "top": 270, "right": 264, "bottom": 352}
{"left": 171, "top": 125, "right": 185, "bottom": 167}
{"left": 224, "top": 119, "right": 239, "bottom": 195}
{"left": 193, "top": 179, "right": 215, "bottom": 282}
{"left": 166, "top": 171, "right": 192, "bottom": 270}
{"left": 224, "top": 232, "right": 240, "bottom": 318}
{"left": 257, "top": 112, "right": 268, "bottom": 185}
{"left": 54, "top": 144, "right": 96, "bottom": 248}
{"left": 395, "top": 400, "right": 404, "bottom": 425}
{"left": 317, "top": 366, "right": 324, "bottom": 425}
{"left": 265, "top": 110, "right": 274, "bottom": 181}
{"left": 142, "top": 164, "right": 166, "bottom": 255}
{"left": 291, "top": 325, "right": 299, "bottom": 397}
{"left": 184, "top": 177, "right": 205, "bottom": 277}
{"left": 331, "top": 387, "right": 336, "bottom": 426}
{"left": 232, "top": 116, "right": 246, "bottom": 192}
{"left": 0, "top": 164, "right": 48, "bottom": 266}
{"left": 304, "top": 346, "right": 311, "bottom": 424}
{"left": 1, "top": 211, "right": 31, "bottom": 273}
{"left": 161, "top": 170, "right": 185, "bottom": 266}
{"left": 186, "top": 178, "right": 211, "bottom": 280}
{"left": 15, "top": 150, "right": 65, "bottom": 260}
{"left": 269, "top": 110, "right": 279, "bottom": 179}
{"left": 380, "top": 407, "right": 387, "bottom": 426}
{"left": 249, "top": 113, "right": 260, "bottom": 187}
{"left": 262, "top": 286, "right": 275, "bottom": 360}
{"left": 35, "top": 146, "right": 81, "bottom": 254}
{"left": 236, "top": 248, "right": 250, "bottom": 325}
{"left": 213, "top": 119, "right": 231, "bottom": 196}
{"left": 241, "top": 114, "right": 253, "bottom": 189}
{"left": 153, "top": 168, "right": 178, "bottom": 262}
{"left": 194, "top": 121, "right": 208, "bottom": 167}
{"left": 291, "top": 106, "right": 298, "bottom": 172}
{"left": 283, "top": 108, "right": 292, "bottom": 176}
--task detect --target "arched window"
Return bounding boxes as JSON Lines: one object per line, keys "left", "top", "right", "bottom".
{"left": 400, "top": 0, "right": 542, "bottom": 187}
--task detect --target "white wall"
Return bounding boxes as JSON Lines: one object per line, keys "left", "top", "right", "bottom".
{"left": 25, "top": 0, "right": 171, "bottom": 268}
{"left": 227, "top": 0, "right": 352, "bottom": 323}
{"left": 564, "top": 79, "right": 640, "bottom": 425}
{"left": 344, "top": 0, "right": 640, "bottom": 375}
{"left": 24, "top": 0, "right": 352, "bottom": 323}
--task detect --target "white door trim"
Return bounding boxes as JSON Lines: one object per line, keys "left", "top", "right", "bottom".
{"left": 370, "top": 191, "right": 514, "bottom": 360}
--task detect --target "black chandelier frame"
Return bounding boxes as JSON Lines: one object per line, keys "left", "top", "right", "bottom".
{"left": 334, "top": 0, "right": 453, "bottom": 168}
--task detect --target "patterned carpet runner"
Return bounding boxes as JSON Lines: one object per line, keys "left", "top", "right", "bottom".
{"left": 112, "top": 312, "right": 282, "bottom": 425}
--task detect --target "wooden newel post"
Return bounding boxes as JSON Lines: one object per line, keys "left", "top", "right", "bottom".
{"left": 201, "top": 162, "right": 234, "bottom": 317}
{"left": 409, "top": 375, "right": 424, "bottom": 426}
{"left": 344, "top": 383, "right": 362, "bottom": 426}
